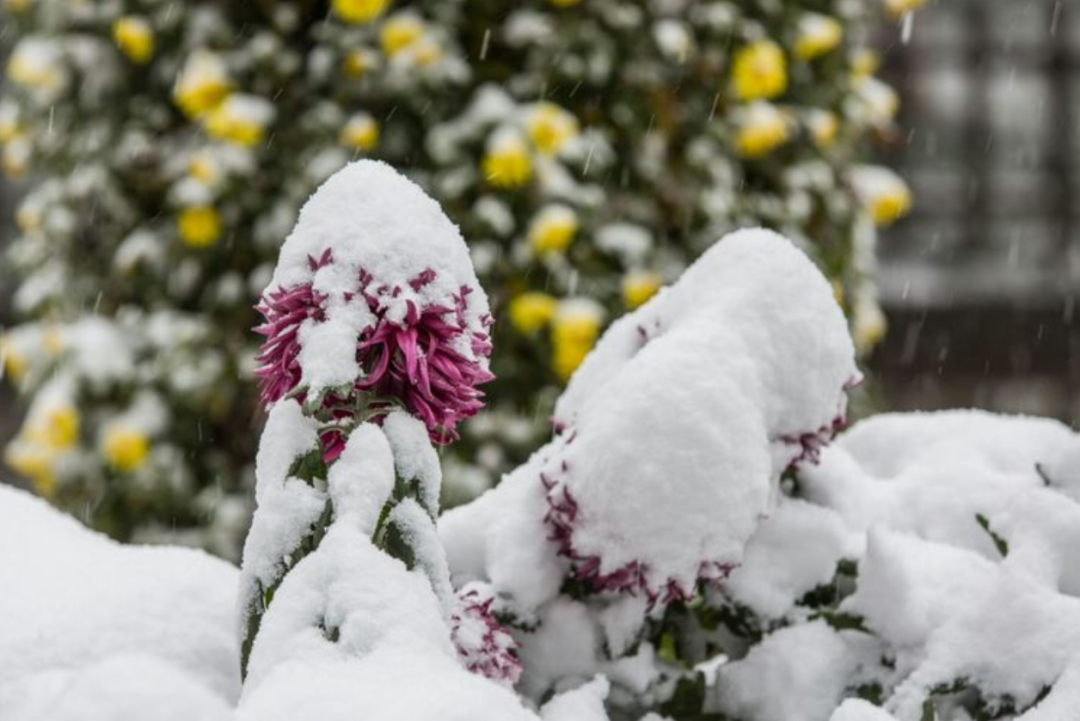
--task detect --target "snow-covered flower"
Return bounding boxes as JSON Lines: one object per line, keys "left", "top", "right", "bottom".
{"left": 451, "top": 583, "right": 523, "bottom": 687}
{"left": 527, "top": 205, "right": 578, "bottom": 255}
{"left": 523, "top": 102, "right": 579, "bottom": 156}
{"left": 380, "top": 13, "right": 426, "bottom": 57}
{"left": 795, "top": 14, "right": 844, "bottom": 61}
{"left": 807, "top": 109, "right": 840, "bottom": 149}
{"left": 112, "top": 16, "right": 154, "bottom": 65}
{"left": 850, "top": 165, "right": 912, "bottom": 226}
{"left": 735, "top": 102, "right": 789, "bottom": 158}
{"left": 550, "top": 298, "right": 603, "bottom": 382}
{"left": 483, "top": 131, "right": 533, "bottom": 189}
{"left": 731, "top": 40, "right": 788, "bottom": 102}
{"left": 173, "top": 51, "right": 231, "bottom": 119}
{"left": 204, "top": 94, "right": 275, "bottom": 147}
{"left": 339, "top": 113, "right": 380, "bottom": 152}
{"left": 621, "top": 270, "right": 662, "bottom": 310}
{"left": 254, "top": 161, "right": 494, "bottom": 449}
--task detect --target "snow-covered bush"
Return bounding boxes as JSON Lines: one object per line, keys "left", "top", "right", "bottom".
{"left": 0, "top": 0, "right": 915, "bottom": 551}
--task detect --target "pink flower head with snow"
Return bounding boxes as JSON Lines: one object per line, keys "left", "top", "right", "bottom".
{"left": 254, "top": 161, "right": 494, "bottom": 455}
{"left": 450, "top": 583, "right": 522, "bottom": 687}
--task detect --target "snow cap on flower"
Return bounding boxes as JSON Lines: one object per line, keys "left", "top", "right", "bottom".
{"left": 540, "top": 229, "right": 858, "bottom": 603}
{"left": 255, "top": 160, "right": 493, "bottom": 445}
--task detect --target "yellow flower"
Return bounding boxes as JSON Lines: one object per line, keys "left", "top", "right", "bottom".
{"left": 795, "top": 14, "right": 843, "bottom": 61}
{"left": 525, "top": 102, "right": 579, "bottom": 155}
{"left": 731, "top": 40, "right": 787, "bottom": 102}
{"left": 0, "top": 338, "right": 28, "bottom": 381}
{"left": 851, "top": 49, "right": 880, "bottom": 79}
{"left": 551, "top": 299, "right": 603, "bottom": 382}
{"left": 343, "top": 49, "right": 373, "bottom": 77}
{"left": 409, "top": 39, "right": 444, "bottom": 67}
{"left": 528, "top": 205, "right": 578, "bottom": 255}
{"left": 28, "top": 405, "right": 79, "bottom": 450}
{"left": 1, "top": 137, "right": 29, "bottom": 178}
{"left": 204, "top": 94, "right": 274, "bottom": 146}
{"left": 885, "top": 0, "right": 926, "bottom": 19}
{"left": 332, "top": 0, "right": 389, "bottom": 24}
{"left": 0, "top": 105, "right": 20, "bottom": 143}
{"left": 102, "top": 427, "right": 150, "bottom": 473}
{"left": 7, "top": 39, "right": 63, "bottom": 90}
{"left": 380, "top": 14, "right": 425, "bottom": 56}
{"left": 178, "top": 206, "right": 222, "bottom": 248}
{"left": 508, "top": 292, "right": 558, "bottom": 334}
{"left": 483, "top": 135, "right": 532, "bottom": 189}
{"left": 340, "top": 113, "right": 380, "bottom": 151}
{"left": 735, "top": 102, "right": 788, "bottom": 158}
{"left": 854, "top": 77, "right": 899, "bottom": 123}
{"left": 622, "top": 271, "right": 662, "bottom": 309}
{"left": 112, "top": 16, "right": 154, "bottom": 64}
{"left": 4, "top": 444, "right": 55, "bottom": 497}
{"left": 174, "top": 50, "right": 231, "bottom": 119}
{"left": 808, "top": 110, "right": 840, "bottom": 148}
{"left": 850, "top": 165, "right": 912, "bottom": 226}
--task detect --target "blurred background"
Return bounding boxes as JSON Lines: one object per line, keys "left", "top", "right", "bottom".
{"left": 0, "top": 0, "right": 1075, "bottom": 558}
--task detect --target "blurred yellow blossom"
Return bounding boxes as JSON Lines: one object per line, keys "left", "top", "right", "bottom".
{"left": 112, "top": 16, "right": 154, "bottom": 64}
{"left": 3, "top": 0, "right": 32, "bottom": 13}
{"left": 7, "top": 39, "right": 63, "bottom": 90}
{"left": 731, "top": 41, "right": 787, "bottom": 102}
{"left": 380, "top": 14, "right": 425, "bottom": 57}
{"left": 0, "top": 338, "right": 27, "bottom": 381}
{"left": 42, "top": 327, "right": 63, "bottom": 356}
{"left": 850, "top": 165, "right": 912, "bottom": 226}
{"left": 622, "top": 271, "right": 662, "bottom": 309}
{"left": 178, "top": 206, "right": 222, "bottom": 248}
{"left": 795, "top": 14, "right": 843, "bottom": 61}
{"left": 854, "top": 77, "right": 899, "bottom": 123}
{"left": 340, "top": 113, "right": 380, "bottom": 151}
{"left": 508, "top": 292, "right": 558, "bottom": 335}
{"left": 188, "top": 151, "right": 220, "bottom": 184}
{"left": 483, "top": 134, "right": 532, "bottom": 189}
{"left": 853, "top": 295, "right": 887, "bottom": 355}
{"left": 735, "top": 102, "right": 789, "bottom": 158}
{"left": 2, "top": 137, "right": 29, "bottom": 178}
{"left": 4, "top": 444, "right": 55, "bottom": 497}
{"left": 549, "top": 0, "right": 582, "bottom": 6}
{"left": 528, "top": 205, "right": 578, "bottom": 255}
{"left": 808, "top": 110, "right": 840, "bottom": 148}
{"left": 551, "top": 299, "right": 603, "bottom": 382}
{"left": 205, "top": 94, "right": 274, "bottom": 146}
{"left": 524, "top": 102, "right": 579, "bottom": 155}
{"left": 851, "top": 49, "right": 880, "bottom": 78}
{"left": 174, "top": 50, "right": 231, "bottom": 119}
{"left": 332, "top": 0, "right": 389, "bottom": 24}
{"left": 343, "top": 49, "right": 374, "bottom": 77}
{"left": 28, "top": 405, "right": 79, "bottom": 449}
{"left": 103, "top": 427, "right": 150, "bottom": 473}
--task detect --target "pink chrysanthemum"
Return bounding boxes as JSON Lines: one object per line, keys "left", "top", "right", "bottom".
{"left": 254, "top": 250, "right": 493, "bottom": 455}
{"left": 450, "top": 585, "right": 523, "bottom": 687}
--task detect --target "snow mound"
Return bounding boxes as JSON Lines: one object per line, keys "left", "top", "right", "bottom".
{"left": 442, "top": 228, "right": 857, "bottom": 609}
{"left": 0, "top": 484, "right": 240, "bottom": 710}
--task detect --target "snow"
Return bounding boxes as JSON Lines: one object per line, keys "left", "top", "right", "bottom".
{"left": 327, "top": 422, "right": 395, "bottom": 534}
{"left": 711, "top": 621, "right": 884, "bottom": 721}
{"left": 0, "top": 485, "right": 239, "bottom": 710}
{"left": 237, "top": 399, "right": 327, "bottom": 627}
{"left": 382, "top": 409, "right": 442, "bottom": 516}
{"left": 265, "top": 160, "right": 490, "bottom": 398}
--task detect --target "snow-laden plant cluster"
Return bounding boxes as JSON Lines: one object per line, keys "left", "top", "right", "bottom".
{"left": 0, "top": 0, "right": 916, "bottom": 552}
{"left": 2, "top": 161, "right": 1079, "bottom": 721}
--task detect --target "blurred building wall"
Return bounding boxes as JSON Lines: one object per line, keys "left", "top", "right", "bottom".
{"left": 872, "top": 0, "right": 1080, "bottom": 425}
